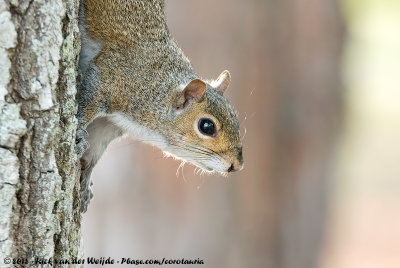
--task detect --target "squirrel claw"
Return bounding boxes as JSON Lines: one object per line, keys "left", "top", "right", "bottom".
{"left": 80, "top": 160, "right": 94, "bottom": 213}
{"left": 76, "top": 127, "right": 88, "bottom": 140}
{"left": 76, "top": 127, "right": 89, "bottom": 158}
{"left": 80, "top": 184, "right": 94, "bottom": 213}
{"left": 76, "top": 139, "right": 89, "bottom": 158}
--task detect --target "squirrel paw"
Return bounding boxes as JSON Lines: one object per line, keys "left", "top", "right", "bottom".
{"left": 76, "top": 140, "right": 89, "bottom": 158}
{"left": 80, "top": 162, "right": 94, "bottom": 213}
{"left": 76, "top": 128, "right": 89, "bottom": 158}
{"left": 80, "top": 180, "right": 94, "bottom": 213}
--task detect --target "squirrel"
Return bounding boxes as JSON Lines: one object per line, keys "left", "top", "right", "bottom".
{"left": 76, "top": 0, "right": 244, "bottom": 212}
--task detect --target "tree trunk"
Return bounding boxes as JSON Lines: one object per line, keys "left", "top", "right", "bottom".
{"left": 0, "top": 0, "right": 81, "bottom": 266}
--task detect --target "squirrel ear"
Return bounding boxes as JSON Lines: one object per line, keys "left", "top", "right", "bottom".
{"left": 174, "top": 79, "right": 206, "bottom": 110}
{"left": 212, "top": 70, "right": 231, "bottom": 94}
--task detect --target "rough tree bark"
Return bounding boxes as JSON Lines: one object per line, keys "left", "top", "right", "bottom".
{"left": 0, "top": 0, "right": 81, "bottom": 266}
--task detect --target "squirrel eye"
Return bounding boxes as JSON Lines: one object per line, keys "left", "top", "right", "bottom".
{"left": 198, "top": 118, "right": 216, "bottom": 136}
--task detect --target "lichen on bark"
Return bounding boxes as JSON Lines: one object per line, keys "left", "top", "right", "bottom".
{"left": 0, "top": 0, "right": 82, "bottom": 266}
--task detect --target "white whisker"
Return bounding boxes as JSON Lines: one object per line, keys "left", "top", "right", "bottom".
{"left": 181, "top": 161, "right": 187, "bottom": 182}
{"left": 241, "top": 127, "right": 247, "bottom": 141}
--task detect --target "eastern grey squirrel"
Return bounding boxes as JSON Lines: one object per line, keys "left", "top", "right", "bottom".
{"left": 76, "top": 0, "right": 243, "bottom": 212}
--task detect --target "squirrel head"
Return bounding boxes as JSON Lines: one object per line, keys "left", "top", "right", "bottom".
{"left": 162, "top": 71, "right": 243, "bottom": 174}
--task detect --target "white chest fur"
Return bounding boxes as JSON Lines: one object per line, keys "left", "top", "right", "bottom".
{"left": 108, "top": 113, "right": 168, "bottom": 150}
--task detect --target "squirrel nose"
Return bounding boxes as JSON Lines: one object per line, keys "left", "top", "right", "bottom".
{"left": 227, "top": 162, "right": 244, "bottom": 172}
{"left": 227, "top": 164, "right": 235, "bottom": 172}
{"left": 227, "top": 147, "right": 244, "bottom": 172}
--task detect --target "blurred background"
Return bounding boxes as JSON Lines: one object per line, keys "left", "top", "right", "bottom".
{"left": 82, "top": 0, "right": 400, "bottom": 267}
